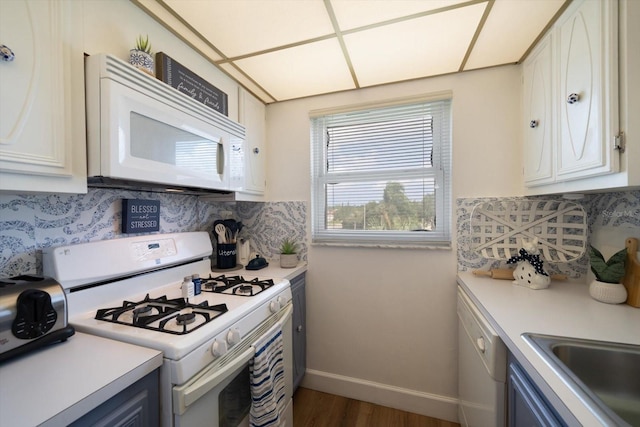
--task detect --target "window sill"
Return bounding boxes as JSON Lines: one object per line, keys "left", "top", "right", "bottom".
{"left": 311, "top": 241, "right": 452, "bottom": 250}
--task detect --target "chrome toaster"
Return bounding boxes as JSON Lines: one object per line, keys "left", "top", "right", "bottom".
{"left": 0, "top": 275, "right": 75, "bottom": 363}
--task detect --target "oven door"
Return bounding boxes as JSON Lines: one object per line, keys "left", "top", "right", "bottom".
{"left": 173, "top": 304, "right": 293, "bottom": 427}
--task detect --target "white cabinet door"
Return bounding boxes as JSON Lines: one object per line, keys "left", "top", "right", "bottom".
{"left": 556, "top": 0, "right": 618, "bottom": 180}
{"left": 238, "top": 88, "right": 266, "bottom": 195}
{"left": 0, "top": 0, "right": 86, "bottom": 194}
{"left": 523, "top": 33, "right": 554, "bottom": 185}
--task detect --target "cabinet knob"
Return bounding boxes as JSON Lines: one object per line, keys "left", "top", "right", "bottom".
{"left": 566, "top": 93, "right": 580, "bottom": 104}
{"left": 529, "top": 120, "right": 538, "bottom": 129}
{"left": 253, "top": 147, "right": 260, "bottom": 154}
{"left": 297, "top": 325, "right": 303, "bottom": 332}
{"left": 0, "top": 44, "right": 15, "bottom": 62}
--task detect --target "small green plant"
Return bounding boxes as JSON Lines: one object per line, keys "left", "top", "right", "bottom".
{"left": 135, "top": 34, "right": 152, "bottom": 53}
{"left": 589, "top": 245, "right": 627, "bottom": 283}
{"left": 280, "top": 237, "right": 299, "bottom": 255}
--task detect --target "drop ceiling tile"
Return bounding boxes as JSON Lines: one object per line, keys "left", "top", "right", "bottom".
{"left": 232, "top": 38, "right": 355, "bottom": 101}
{"left": 345, "top": 3, "right": 486, "bottom": 87}
{"left": 330, "top": 0, "right": 469, "bottom": 31}
{"left": 163, "top": 0, "right": 334, "bottom": 58}
{"left": 464, "top": 0, "right": 565, "bottom": 70}
{"left": 218, "top": 63, "right": 276, "bottom": 103}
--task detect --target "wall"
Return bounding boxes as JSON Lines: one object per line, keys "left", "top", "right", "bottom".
{"left": 266, "top": 65, "right": 523, "bottom": 421}
{"left": 0, "top": 189, "right": 306, "bottom": 278}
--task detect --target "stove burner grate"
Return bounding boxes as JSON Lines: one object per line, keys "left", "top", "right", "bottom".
{"left": 201, "top": 275, "right": 275, "bottom": 296}
{"left": 95, "top": 294, "right": 228, "bottom": 335}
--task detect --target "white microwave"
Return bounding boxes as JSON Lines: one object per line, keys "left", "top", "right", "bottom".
{"left": 85, "top": 54, "right": 244, "bottom": 193}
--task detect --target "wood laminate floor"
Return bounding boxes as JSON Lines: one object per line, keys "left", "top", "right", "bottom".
{"left": 293, "top": 387, "right": 461, "bottom": 427}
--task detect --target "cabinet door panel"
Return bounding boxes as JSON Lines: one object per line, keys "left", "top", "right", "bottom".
{"left": 239, "top": 89, "right": 266, "bottom": 194}
{"left": 557, "top": 0, "right": 617, "bottom": 180}
{"left": 0, "top": 0, "right": 86, "bottom": 193}
{"left": 523, "top": 34, "right": 554, "bottom": 185}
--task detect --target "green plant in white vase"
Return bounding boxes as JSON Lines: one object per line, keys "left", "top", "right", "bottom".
{"left": 588, "top": 245, "right": 627, "bottom": 304}
{"left": 129, "top": 34, "right": 154, "bottom": 75}
{"left": 279, "top": 237, "right": 299, "bottom": 268}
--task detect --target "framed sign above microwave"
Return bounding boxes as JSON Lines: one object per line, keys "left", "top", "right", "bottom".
{"left": 155, "top": 52, "right": 228, "bottom": 116}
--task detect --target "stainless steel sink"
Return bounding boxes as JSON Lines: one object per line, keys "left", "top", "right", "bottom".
{"left": 523, "top": 333, "right": 640, "bottom": 427}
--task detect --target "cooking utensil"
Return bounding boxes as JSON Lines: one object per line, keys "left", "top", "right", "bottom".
{"left": 623, "top": 237, "right": 640, "bottom": 307}
{"left": 472, "top": 269, "right": 568, "bottom": 281}
{"left": 215, "top": 224, "right": 227, "bottom": 244}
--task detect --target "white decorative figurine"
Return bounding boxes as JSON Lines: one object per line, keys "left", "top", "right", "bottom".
{"left": 507, "top": 237, "right": 551, "bottom": 290}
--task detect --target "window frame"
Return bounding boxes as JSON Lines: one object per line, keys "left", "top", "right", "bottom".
{"left": 310, "top": 93, "right": 452, "bottom": 248}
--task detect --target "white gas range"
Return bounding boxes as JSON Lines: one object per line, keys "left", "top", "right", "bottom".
{"left": 43, "top": 232, "right": 293, "bottom": 427}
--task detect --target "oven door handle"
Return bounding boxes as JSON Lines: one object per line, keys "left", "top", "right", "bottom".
{"left": 179, "top": 346, "right": 255, "bottom": 412}
{"left": 173, "top": 303, "right": 293, "bottom": 415}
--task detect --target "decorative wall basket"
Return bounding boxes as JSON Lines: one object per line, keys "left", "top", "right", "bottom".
{"left": 470, "top": 199, "right": 588, "bottom": 262}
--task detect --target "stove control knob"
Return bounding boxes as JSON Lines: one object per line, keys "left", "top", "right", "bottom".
{"left": 269, "top": 300, "right": 278, "bottom": 313}
{"left": 226, "top": 328, "right": 241, "bottom": 346}
{"left": 277, "top": 296, "right": 287, "bottom": 308}
{"left": 211, "top": 339, "right": 227, "bottom": 358}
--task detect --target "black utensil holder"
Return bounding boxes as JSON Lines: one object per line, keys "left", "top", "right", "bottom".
{"left": 217, "top": 243, "right": 237, "bottom": 269}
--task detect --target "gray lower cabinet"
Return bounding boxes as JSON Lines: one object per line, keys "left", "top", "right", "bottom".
{"left": 508, "top": 354, "right": 564, "bottom": 427}
{"left": 291, "top": 272, "right": 306, "bottom": 392}
{"left": 70, "top": 370, "right": 159, "bottom": 427}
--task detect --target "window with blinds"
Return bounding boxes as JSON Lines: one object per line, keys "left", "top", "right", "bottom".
{"left": 311, "top": 96, "right": 452, "bottom": 247}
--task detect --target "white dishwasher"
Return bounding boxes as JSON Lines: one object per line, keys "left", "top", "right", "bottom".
{"left": 457, "top": 285, "right": 507, "bottom": 427}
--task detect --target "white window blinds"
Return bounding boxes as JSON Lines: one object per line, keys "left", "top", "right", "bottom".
{"left": 311, "top": 97, "right": 452, "bottom": 247}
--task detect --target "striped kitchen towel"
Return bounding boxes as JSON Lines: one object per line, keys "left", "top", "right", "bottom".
{"left": 249, "top": 322, "right": 286, "bottom": 427}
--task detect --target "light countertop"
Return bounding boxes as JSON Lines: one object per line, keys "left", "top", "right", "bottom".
{"left": 456, "top": 271, "right": 640, "bottom": 426}
{"left": 0, "top": 332, "right": 162, "bottom": 427}
{"left": 223, "top": 261, "right": 307, "bottom": 282}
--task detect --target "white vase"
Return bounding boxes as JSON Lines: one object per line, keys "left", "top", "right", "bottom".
{"left": 129, "top": 49, "right": 154, "bottom": 75}
{"left": 589, "top": 279, "right": 627, "bottom": 304}
{"left": 280, "top": 253, "right": 298, "bottom": 268}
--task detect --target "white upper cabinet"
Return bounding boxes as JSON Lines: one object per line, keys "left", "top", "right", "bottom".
{"left": 0, "top": 0, "right": 87, "bottom": 194}
{"left": 522, "top": 0, "right": 633, "bottom": 194}
{"left": 523, "top": 33, "right": 554, "bottom": 185}
{"left": 238, "top": 88, "right": 266, "bottom": 196}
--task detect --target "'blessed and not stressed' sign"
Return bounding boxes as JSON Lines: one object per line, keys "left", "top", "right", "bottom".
{"left": 122, "top": 199, "right": 160, "bottom": 234}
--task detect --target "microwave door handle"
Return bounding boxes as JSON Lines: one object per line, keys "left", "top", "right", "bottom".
{"left": 176, "top": 346, "right": 254, "bottom": 414}
{"left": 217, "top": 141, "right": 224, "bottom": 175}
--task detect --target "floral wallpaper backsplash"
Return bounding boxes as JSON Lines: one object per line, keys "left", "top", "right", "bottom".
{"left": 0, "top": 188, "right": 307, "bottom": 278}
{"left": 457, "top": 189, "right": 640, "bottom": 279}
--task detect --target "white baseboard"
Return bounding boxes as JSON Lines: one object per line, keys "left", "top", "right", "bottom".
{"left": 300, "top": 369, "right": 460, "bottom": 424}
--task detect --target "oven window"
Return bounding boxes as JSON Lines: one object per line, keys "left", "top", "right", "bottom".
{"left": 219, "top": 365, "right": 251, "bottom": 427}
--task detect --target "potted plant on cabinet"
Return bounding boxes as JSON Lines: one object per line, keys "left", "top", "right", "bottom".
{"left": 129, "top": 34, "right": 154, "bottom": 75}
{"left": 279, "top": 237, "right": 299, "bottom": 268}
{"left": 589, "top": 245, "right": 627, "bottom": 304}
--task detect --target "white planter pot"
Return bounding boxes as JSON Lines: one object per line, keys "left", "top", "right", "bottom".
{"left": 129, "top": 49, "right": 154, "bottom": 75}
{"left": 280, "top": 253, "right": 298, "bottom": 268}
{"left": 589, "top": 279, "right": 627, "bottom": 304}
